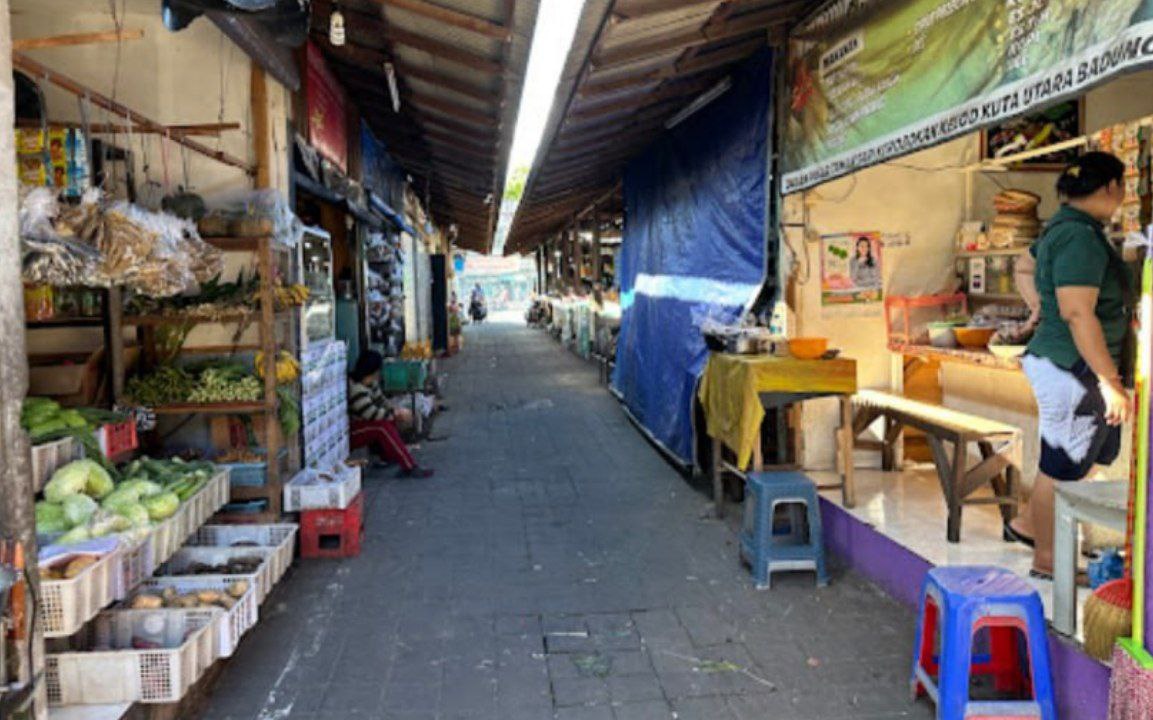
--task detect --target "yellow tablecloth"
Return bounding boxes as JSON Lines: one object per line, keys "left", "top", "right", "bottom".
{"left": 698, "top": 353, "right": 858, "bottom": 470}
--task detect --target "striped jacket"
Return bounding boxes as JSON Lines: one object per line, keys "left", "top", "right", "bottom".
{"left": 348, "top": 379, "right": 393, "bottom": 421}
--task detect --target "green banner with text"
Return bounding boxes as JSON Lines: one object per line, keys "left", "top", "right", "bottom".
{"left": 783, "top": 0, "right": 1153, "bottom": 192}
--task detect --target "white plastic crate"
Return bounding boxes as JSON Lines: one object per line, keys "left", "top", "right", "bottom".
{"left": 115, "top": 539, "right": 154, "bottom": 600}
{"left": 31, "top": 437, "right": 81, "bottom": 492}
{"left": 46, "top": 608, "right": 216, "bottom": 705}
{"left": 40, "top": 550, "right": 121, "bottom": 638}
{"left": 159, "top": 546, "right": 275, "bottom": 605}
{"left": 284, "top": 464, "right": 361, "bottom": 511}
{"left": 139, "top": 577, "right": 258, "bottom": 658}
{"left": 187, "top": 524, "right": 298, "bottom": 587}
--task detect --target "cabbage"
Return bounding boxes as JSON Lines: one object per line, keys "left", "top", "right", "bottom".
{"left": 115, "top": 503, "right": 152, "bottom": 529}
{"left": 141, "top": 491, "right": 180, "bottom": 521}
{"left": 35, "top": 502, "right": 69, "bottom": 533}
{"left": 55, "top": 526, "right": 91, "bottom": 545}
{"left": 101, "top": 487, "right": 142, "bottom": 512}
{"left": 44, "top": 460, "right": 113, "bottom": 502}
{"left": 89, "top": 512, "right": 132, "bottom": 538}
{"left": 117, "top": 479, "right": 163, "bottom": 499}
{"left": 62, "top": 494, "right": 98, "bottom": 526}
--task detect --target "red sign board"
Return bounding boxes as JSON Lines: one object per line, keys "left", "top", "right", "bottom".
{"left": 306, "top": 41, "right": 347, "bottom": 172}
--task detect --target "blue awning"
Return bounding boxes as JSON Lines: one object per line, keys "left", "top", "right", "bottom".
{"left": 370, "top": 192, "right": 416, "bottom": 236}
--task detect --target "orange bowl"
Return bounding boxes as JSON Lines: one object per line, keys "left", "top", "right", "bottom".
{"left": 954, "top": 326, "right": 997, "bottom": 349}
{"left": 788, "top": 337, "right": 829, "bottom": 360}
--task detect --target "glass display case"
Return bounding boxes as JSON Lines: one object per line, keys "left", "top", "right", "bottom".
{"left": 301, "top": 228, "right": 335, "bottom": 344}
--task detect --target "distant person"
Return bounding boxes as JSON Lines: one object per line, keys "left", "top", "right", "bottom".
{"left": 348, "top": 351, "right": 433, "bottom": 479}
{"left": 469, "top": 283, "right": 487, "bottom": 323}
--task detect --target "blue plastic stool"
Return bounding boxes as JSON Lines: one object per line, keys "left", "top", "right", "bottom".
{"left": 911, "top": 566, "right": 1056, "bottom": 720}
{"left": 739, "top": 472, "right": 828, "bottom": 589}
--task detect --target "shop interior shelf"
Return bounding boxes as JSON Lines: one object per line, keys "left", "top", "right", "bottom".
{"left": 891, "top": 342, "right": 1023, "bottom": 371}
{"left": 146, "top": 402, "right": 273, "bottom": 415}
{"left": 956, "top": 247, "right": 1030, "bottom": 258}
{"left": 202, "top": 236, "right": 294, "bottom": 253}
{"left": 26, "top": 317, "right": 105, "bottom": 328}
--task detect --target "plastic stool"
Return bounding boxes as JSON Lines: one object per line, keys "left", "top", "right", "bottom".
{"left": 301, "top": 492, "right": 364, "bottom": 559}
{"left": 911, "top": 566, "right": 1056, "bottom": 720}
{"left": 739, "top": 472, "right": 828, "bottom": 589}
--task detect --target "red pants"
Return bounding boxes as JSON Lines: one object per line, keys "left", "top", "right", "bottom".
{"left": 350, "top": 419, "right": 416, "bottom": 471}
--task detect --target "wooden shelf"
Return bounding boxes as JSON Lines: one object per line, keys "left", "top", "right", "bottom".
{"left": 968, "top": 293, "right": 1026, "bottom": 302}
{"left": 201, "top": 235, "right": 293, "bottom": 253}
{"left": 144, "top": 401, "right": 273, "bottom": 415}
{"left": 123, "top": 308, "right": 291, "bottom": 327}
{"left": 228, "top": 485, "right": 277, "bottom": 500}
{"left": 891, "top": 343, "right": 1023, "bottom": 371}
{"left": 26, "top": 316, "right": 104, "bottom": 328}
{"left": 956, "top": 247, "right": 1030, "bottom": 258}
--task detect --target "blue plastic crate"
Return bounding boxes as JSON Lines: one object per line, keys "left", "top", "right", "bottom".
{"left": 381, "top": 360, "right": 427, "bottom": 392}
{"left": 222, "top": 461, "right": 269, "bottom": 487}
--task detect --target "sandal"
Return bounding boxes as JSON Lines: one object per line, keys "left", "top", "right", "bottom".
{"left": 1003, "top": 522, "right": 1035, "bottom": 548}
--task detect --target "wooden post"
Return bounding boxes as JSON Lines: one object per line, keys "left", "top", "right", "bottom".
{"left": 559, "top": 233, "right": 570, "bottom": 292}
{"left": 251, "top": 66, "right": 271, "bottom": 189}
{"left": 257, "top": 236, "right": 281, "bottom": 518}
{"left": 592, "top": 205, "right": 602, "bottom": 286}
{"left": 0, "top": 4, "right": 46, "bottom": 715}
{"left": 107, "top": 287, "right": 125, "bottom": 403}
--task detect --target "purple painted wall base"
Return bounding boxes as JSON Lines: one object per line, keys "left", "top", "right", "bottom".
{"left": 820, "top": 497, "right": 1112, "bottom": 720}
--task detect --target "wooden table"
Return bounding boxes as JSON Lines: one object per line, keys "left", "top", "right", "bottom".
{"left": 698, "top": 353, "right": 858, "bottom": 516}
{"left": 1053, "top": 480, "right": 1128, "bottom": 637}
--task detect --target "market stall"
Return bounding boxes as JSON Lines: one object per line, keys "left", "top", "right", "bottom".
{"left": 773, "top": 2, "right": 1153, "bottom": 717}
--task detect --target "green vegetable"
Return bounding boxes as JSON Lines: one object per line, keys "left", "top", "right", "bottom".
{"left": 62, "top": 494, "right": 98, "bottom": 526}
{"left": 35, "top": 502, "right": 69, "bottom": 533}
{"left": 45, "top": 460, "right": 115, "bottom": 502}
{"left": 114, "top": 503, "right": 152, "bottom": 529}
{"left": 56, "top": 526, "right": 91, "bottom": 545}
{"left": 89, "top": 512, "right": 133, "bottom": 537}
{"left": 101, "top": 486, "right": 142, "bottom": 511}
{"left": 141, "top": 491, "right": 180, "bottom": 521}
{"left": 118, "top": 479, "right": 163, "bottom": 499}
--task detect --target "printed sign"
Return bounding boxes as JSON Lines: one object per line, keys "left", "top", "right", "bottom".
{"left": 821, "top": 232, "right": 883, "bottom": 305}
{"left": 784, "top": 0, "right": 1153, "bottom": 192}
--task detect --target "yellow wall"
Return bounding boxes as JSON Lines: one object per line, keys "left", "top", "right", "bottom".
{"left": 786, "top": 70, "right": 1153, "bottom": 480}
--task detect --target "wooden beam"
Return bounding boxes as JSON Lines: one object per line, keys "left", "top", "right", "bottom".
{"left": 581, "top": 37, "right": 761, "bottom": 96}
{"left": 14, "top": 119, "right": 240, "bottom": 136}
{"left": 411, "top": 97, "right": 498, "bottom": 130}
{"left": 13, "top": 28, "right": 143, "bottom": 51}
{"left": 251, "top": 66, "right": 271, "bottom": 189}
{"left": 593, "top": 6, "right": 785, "bottom": 68}
{"left": 12, "top": 53, "right": 255, "bottom": 175}
{"left": 613, "top": 0, "right": 722, "bottom": 20}
{"left": 325, "top": 39, "right": 495, "bottom": 104}
{"left": 571, "top": 77, "right": 714, "bottom": 120}
{"left": 377, "top": 0, "right": 511, "bottom": 41}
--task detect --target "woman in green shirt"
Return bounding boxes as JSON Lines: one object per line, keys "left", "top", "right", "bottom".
{"left": 1007, "top": 151, "right": 1132, "bottom": 579}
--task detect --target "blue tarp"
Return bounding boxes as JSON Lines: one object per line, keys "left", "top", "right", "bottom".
{"left": 611, "top": 49, "right": 772, "bottom": 466}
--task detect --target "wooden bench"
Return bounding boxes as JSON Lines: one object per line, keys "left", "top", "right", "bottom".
{"left": 851, "top": 389, "right": 1022, "bottom": 543}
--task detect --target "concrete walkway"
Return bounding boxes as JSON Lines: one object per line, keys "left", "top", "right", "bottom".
{"left": 201, "top": 322, "right": 930, "bottom": 720}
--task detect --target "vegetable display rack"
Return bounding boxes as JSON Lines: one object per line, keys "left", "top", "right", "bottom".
{"left": 109, "top": 235, "right": 297, "bottom": 523}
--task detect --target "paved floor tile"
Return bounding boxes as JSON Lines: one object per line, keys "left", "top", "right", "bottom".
{"left": 198, "top": 324, "right": 930, "bottom": 720}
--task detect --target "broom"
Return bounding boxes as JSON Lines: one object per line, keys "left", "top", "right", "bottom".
{"left": 1082, "top": 253, "right": 1150, "bottom": 661}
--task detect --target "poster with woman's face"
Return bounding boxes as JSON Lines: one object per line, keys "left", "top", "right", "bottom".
{"left": 821, "top": 232, "right": 883, "bottom": 305}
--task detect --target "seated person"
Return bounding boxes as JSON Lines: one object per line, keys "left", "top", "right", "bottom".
{"left": 348, "top": 351, "right": 433, "bottom": 478}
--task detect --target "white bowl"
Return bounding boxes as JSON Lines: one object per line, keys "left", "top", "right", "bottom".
{"left": 989, "top": 344, "right": 1027, "bottom": 359}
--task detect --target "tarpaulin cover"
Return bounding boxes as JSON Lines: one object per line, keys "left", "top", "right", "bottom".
{"left": 612, "top": 48, "right": 772, "bottom": 466}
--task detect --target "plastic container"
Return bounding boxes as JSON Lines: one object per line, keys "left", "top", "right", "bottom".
{"left": 137, "top": 577, "right": 258, "bottom": 658}
{"left": 380, "top": 360, "right": 427, "bottom": 392}
{"left": 40, "top": 549, "right": 122, "bottom": 637}
{"left": 301, "top": 493, "right": 363, "bottom": 559}
{"left": 187, "top": 524, "right": 298, "bottom": 587}
{"left": 284, "top": 464, "right": 361, "bottom": 512}
{"left": 45, "top": 608, "right": 216, "bottom": 705}
{"left": 31, "top": 437, "right": 81, "bottom": 493}
{"left": 159, "top": 546, "right": 276, "bottom": 605}
{"left": 96, "top": 420, "right": 138, "bottom": 459}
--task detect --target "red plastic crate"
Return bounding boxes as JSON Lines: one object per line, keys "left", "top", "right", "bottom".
{"left": 97, "top": 420, "right": 138, "bottom": 459}
{"left": 300, "top": 492, "right": 363, "bottom": 559}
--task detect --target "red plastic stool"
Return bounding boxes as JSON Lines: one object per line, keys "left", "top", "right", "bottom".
{"left": 301, "top": 493, "right": 364, "bottom": 559}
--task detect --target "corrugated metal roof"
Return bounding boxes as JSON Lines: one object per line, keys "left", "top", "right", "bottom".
{"left": 310, "top": 0, "right": 538, "bottom": 252}
{"left": 505, "top": 0, "right": 822, "bottom": 255}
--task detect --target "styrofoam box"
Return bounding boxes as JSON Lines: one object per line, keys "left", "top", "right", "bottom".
{"left": 284, "top": 465, "right": 361, "bottom": 511}
{"left": 139, "top": 576, "right": 258, "bottom": 658}
{"left": 46, "top": 608, "right": 216, "bottom": 705}
{"left": 41, "top": 549, "right": 122, "bottom": 638}
{"left": 187, "top": 524, "right": 298, "bottom": 587}
{"left": 159, "top": 546, "right": 276, "bottom": 605}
